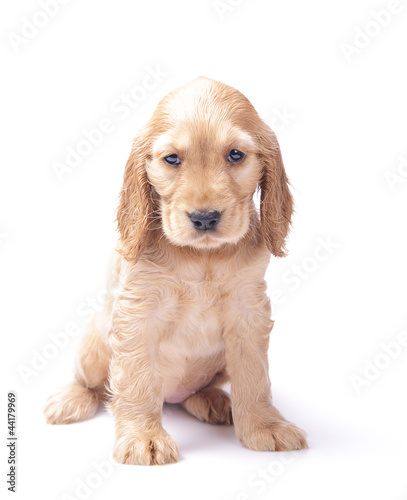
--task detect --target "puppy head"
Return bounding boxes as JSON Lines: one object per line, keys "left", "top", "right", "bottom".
{"left": 117, "top": 77, "right": 293, "bottom": 261}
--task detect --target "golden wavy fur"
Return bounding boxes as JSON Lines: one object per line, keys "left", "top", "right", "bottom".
{"left": 44, "top": 77, "right": 307, "bottom": 465}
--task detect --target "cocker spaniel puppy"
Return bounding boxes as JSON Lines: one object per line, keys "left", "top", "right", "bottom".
{"left": 45, "top": 77, "right": 307, "bottom": 465}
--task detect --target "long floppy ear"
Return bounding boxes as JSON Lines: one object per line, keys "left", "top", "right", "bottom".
{"left": 116, "top": 131, "right": 154, "bottom": 262}
{"left": 258, "top": 124, "right": 294, "bottom": 257}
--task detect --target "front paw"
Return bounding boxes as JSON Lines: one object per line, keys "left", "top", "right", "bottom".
{"left": 239, "top": 420, "right": 308, "bottom": 452}
{"left": 113, "top": 430, "right": 180, "bottom": 465}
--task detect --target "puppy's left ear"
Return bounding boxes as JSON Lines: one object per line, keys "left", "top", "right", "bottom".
{"left": 258, "top": 124, "right": 294, "bottom": 257}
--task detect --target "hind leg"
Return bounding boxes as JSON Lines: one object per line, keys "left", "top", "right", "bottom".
{"left": 44, "top": 382, "right": 103, "bottom": 424}
{"left": 44, "top": 318, "right": 110, "bottom": 424}
{"left": 180, "top": 371, "right": 233, "bottom": 425}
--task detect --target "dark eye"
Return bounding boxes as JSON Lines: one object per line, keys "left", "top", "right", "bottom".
{"left": 228, "top": 149, "right": 245, "bottom": 163}
{"left": 164, "top": 154, "right": 181, "bottom": 166}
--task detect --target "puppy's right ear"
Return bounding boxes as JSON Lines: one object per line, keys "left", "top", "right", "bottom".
{"left": 116, "top": 131, "right": 153, "bottom": 262}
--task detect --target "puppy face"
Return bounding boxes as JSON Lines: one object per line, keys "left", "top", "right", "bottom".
{"left": 117, "top": 77, "right": 293, "bottom": 260}
{"left": 147, "top": 119, "right": 260, "bottom": 249}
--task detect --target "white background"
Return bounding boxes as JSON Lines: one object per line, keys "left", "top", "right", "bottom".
{"left": 2, "top": 0, "right": 407, "bottom": 499}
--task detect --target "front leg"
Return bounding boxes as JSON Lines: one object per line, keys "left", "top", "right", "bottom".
{"left": 224, "top": 291, "right": 307, "bottom": 452}
{"left": 109, "top": 296, "right": 179, "bottom": 465}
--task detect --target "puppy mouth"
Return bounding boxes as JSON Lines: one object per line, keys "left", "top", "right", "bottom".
{"left": 187, "top": 228, "right": 228, "bottom": 249}
{"left": 193, "top": 230, "right": 221, "bottom": 240}
{"left": 164, "top": 209, "right": 240, "bottom": 248}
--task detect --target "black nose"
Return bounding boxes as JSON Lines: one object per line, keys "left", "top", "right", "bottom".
{"left": 189, "top": 211, "right": 221, "bottom": 231}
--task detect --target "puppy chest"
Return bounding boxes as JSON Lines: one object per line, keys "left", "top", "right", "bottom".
{"left": 153, "top": 281, "right": 224, "bottom": 342}
{"left": 129, "top": 261, "right": 231, "bottom": 352}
